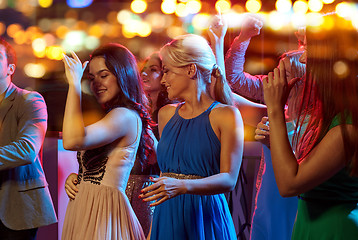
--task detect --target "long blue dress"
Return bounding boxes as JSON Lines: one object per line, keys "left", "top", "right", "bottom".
{"left": 150, "top": 101, "right": 237, "bottom": 240}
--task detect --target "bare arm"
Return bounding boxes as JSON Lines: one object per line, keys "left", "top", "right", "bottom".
{"left": 208, "top": 15, "right": 267, "bottom": 126}
{"left": 62, "top": 51, "right": 88, "bottom": 150}
{"left": 225, "top": 15, "right": 265, "bottom": 102}
{"left": 208, "top": 12, "right": 227, "bottom": 79}
{"left": 232, "top": 92, "right": 267, "bottom": 126}
{"left": 62, "top": 52, "right": 138, "bottom": 150}
{"left": 263, "top": 60, "right": 348, "bottom": 197}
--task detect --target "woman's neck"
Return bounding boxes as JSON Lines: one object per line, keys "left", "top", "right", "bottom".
{"left": 180, "top": 93, "right": 214, "bottom": 118}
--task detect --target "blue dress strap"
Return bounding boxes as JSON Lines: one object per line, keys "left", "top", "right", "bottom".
{"left": 205, "top": 101, "right": 219, "bottom": 113}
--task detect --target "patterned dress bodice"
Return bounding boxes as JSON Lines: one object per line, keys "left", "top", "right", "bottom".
{"left": 76, "top": 117, "right": 142, "bottom": 191}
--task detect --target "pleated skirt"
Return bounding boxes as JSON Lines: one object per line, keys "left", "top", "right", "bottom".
{"left": 61, "top": 182, "right": 145, "bottom": 240}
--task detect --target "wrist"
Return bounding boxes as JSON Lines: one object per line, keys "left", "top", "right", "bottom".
{"left": 237, "top": 34, "right": 251, "bottom": 43}
{"left": 181, "top": 180, "right": 189, "bottom": 194}
{"left": 267, "top": 106, "right": 285, "bottom": 120}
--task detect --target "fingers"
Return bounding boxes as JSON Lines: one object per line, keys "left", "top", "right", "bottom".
{"left": 278, "top": 59, "right": 287, "bottom": 84}
{"left": 288, "top": 77, "right": 301, "bottom": 90}
{"left": 149, "top": 195, "right": 169, "bottom": 207}
{"left": 141, "top": 176, "right": 160, "bottom": 193}
{"left": 65, "top": 183, "right": 78, "bottom": 200}
{"left": 261, "top": 116, "right": 269, "bottom": 124}
{"left": 82, "top": 61, "right": 89, "bottom": 71}
{"left": 71, "top": 50, "right": 80, "bottom": 62}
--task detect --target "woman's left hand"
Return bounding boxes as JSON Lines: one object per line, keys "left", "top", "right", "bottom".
{"left": 263, "top": 59, "right": 300, "bottom": 114}
{"left": 62, "top": 51, "right": 88, "bottom": 87}
{"left": 139, "top": 176, "right": 186, "bottom": 206}
{"left": 208, "top": 10, "right": 227, "bottom": 43}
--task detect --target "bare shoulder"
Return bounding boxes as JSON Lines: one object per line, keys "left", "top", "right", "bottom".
{"left": 105, "top": 107, "right": 140, "bottom": 127}
{"left": 211, "top": 103, "right": 242, "bottom": 123}
{"left": 158, "top": 103, "right": 180, "bottom": 121}
{"left": 158, "top": 103, "right": 181, "bottom": 136}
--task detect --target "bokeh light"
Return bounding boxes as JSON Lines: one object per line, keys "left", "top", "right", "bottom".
{"left": 24, "top": 63, "right": 46, "bottom": 78}
{"left": 161, "top": 0, "right": 176, "bottom": 14}
{"left": 308, "top": 0, "right": 323, "bottom": 12}
{"left": 246, "top": 0, "right": 261, "bottom": 13}
{"left": 131, "top": 0, "right": 147, "bottom": 14}
{"left": 187, "top": 0, "right": 201, "bottom": 14}
{"left": 276, "top": 0, "right": 292, "bottom": 13}
{"left": 46, "top": 46, "right": 64, "bottom": 60}
{"left": 175, "top": 3, "right": 189, "bottom": 18}
{"left": 0, "top": 0, "right": 7, "bottom": 9}
{"left": 335, "top": 2, "right": 352, "bottom": 19}
{"left": 7, "top": 24, "right": 23, "bottom": 38}
{"left": 192, "top": 13, "right": 211, "bottom": 30}
{"left": 38, "top": 0, "right": 53, "bottom": 8}
{"left": 293, "top": 0, "right": 308, "bottom": 14}
{"left": 216, "top": 0, "right": 231, "bottom": 13}
{"left": 333, "top": 60, "right": 349, "bottom": 78}
{"left": 0, "top": 22, "right": 5, "bottom": 35}
{"left": 66, "top": 0, "right": 93, "bottom": 8}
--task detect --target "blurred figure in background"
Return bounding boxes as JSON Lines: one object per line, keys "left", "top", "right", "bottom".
{"left": 209, "top": 14, "right": 306, "bottom": 240}
{"left": 263, "top": 14, "right": 358, "bottom": 239}
{"left": 0, "top": 37, "right": 57, "bottom": 240}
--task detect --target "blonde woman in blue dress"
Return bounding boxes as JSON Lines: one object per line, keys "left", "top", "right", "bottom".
{"left": 140, "top": 34, "right": 244, "bottom": 239}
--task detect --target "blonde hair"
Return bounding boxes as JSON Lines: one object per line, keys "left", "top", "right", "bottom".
{"left": 160, "top": 34, "right": 232, "bottom": 105}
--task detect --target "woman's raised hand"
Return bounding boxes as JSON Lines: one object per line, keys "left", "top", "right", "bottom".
{"left": 208, "top": 9, "right": 227, "bottom": 43}
{"left": 238, "top": 14, "right": 263, "bottom": 42}
{"left": 263, "top": 59, "right": 300, "bottom": 114}
{"left": 62, "top": 51, "right": 89, "bottom": 87}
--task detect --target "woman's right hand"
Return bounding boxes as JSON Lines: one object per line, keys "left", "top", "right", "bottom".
{"left": 255, "top": 116, "right": 270, "bottom": 148}
{"left": 62, "top": 51, "right": 88, "bottom": 87}
{"left": 238, "top": 14, "right": 263, "bottom": 42}
{"left": 65, "top": 173, "right": 79, "bottom": 200}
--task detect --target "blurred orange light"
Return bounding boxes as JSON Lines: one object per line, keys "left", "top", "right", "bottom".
{"left": 32, "top": 38, "right": 47, "bottom": 52}
{"left": 293, "top": 0, "right": 308, "bottom": 14}
{"left": 14, "top": 30, "right": 26, "bottom": 45}
{"left": 88, "top": 24, "right": 104, "bottom": 38}
{"left": 308, "top": 0, "right": 323, "bottom": 12}
{"left": 75, "top": 21, "right": 88, "bottom": 31}
{"left": 107, "top": 11, "right": 118, "bottom": 24}
{"left": 138, "top": 22, "right": 152, "bottom": 37}
{"left": 56, "top": 26, "right": 69, "bottom": 39}
{"left": 175, "top": 3, "right": 188, "bottom": 17}
{"left": 0, "top": 0, "right": 7, "bottom": 9}
{"left": 275, "top": 0, "right": 292, "bottom": 13}
{"left": 216, "top": 0, "right": 231, "bottom": 13}
{"left": 46, "top": 46, "right": 64, "bottom": 60}
{"left": 161, "top": 0, "right": 176, "bottom": 14}
{"left": 0, "top": 22, "right": 5, "bottom": 35}
{"left": 336, "top": 2, "right": 352, "bottom": 18}
{"left": 322, "top": 0, "right": 334, "bottom": 3}
{"left": 38, "top": 0, "right": 53, "bottom": 8}
{"left": 187, "top": 0, "right": 201, "bottom": 14}
{"left": 24, "top": 63, "right": 46, "bottom": 78}
{"left": 245, "top": 0, "right": 261, "bottom": 13}
{"left": 7, "top": 24, "right": 22, "bottom": 38}
{"left": 131, "top": 0, "right": 147, "bottom": 14}
{"left": 33, "top": 49, "right": 46, "bottom": 58}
